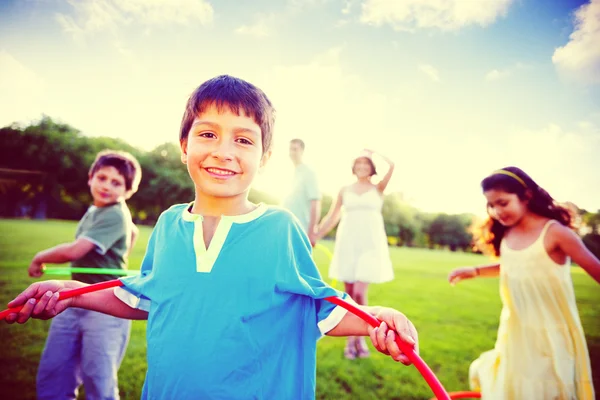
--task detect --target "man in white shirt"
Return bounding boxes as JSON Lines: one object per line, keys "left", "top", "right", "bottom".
{"left": 283, "top": 139, "right": 321, "bottom": 246}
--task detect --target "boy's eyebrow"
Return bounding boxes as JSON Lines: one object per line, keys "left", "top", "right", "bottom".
{"left": 192, "top": 120, "right": 260, "bottom": 136}
{"left": 232, "top": 127, "right": 260, "bottom": 137}
{"left": 191, "top": 120, "right": 220, "bottom": 129}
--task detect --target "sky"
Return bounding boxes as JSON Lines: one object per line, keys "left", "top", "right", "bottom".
{"left": 0, "top": 0, "right": 599, "bottom": 216}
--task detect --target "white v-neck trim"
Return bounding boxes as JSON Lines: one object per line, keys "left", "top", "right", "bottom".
{"left": 181, "top": 202, "right": 267, "bottom": 223}
{"left": 181, "top": 202, "right": 267, "bottom": 273}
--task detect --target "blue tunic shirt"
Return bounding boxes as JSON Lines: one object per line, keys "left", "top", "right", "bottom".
{"left": 115, "top": 203, "right": 350, "bottom": 399}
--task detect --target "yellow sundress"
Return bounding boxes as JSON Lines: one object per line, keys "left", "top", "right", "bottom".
{"left": 469, "top": 220, "right": 594, "bottom": 399}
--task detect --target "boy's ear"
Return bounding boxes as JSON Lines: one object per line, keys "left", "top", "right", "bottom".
{"left": 260, "top": 149, "right": 272, "bottom": 169}
{"left": 180, "top": 140, "right": 188, "bottom": 164}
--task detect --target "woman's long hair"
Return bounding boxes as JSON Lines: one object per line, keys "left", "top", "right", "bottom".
{"left": 472, "top": 166, "right": 573, "bottom": 257}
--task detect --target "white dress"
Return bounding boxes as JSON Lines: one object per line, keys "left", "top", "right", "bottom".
{"left": 328, "top": 187, "right": 394, "bottom": 283}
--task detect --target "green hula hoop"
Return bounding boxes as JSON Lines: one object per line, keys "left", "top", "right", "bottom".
{"left": 43, "top": 267, "right": 140, "bottom": 276}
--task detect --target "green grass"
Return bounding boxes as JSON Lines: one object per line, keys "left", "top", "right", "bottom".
{"left": 0, "top": 218, "right": 598, "bottom": 400}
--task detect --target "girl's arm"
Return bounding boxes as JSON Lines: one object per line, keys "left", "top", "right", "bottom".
{"left": 366, "top": 149, "right": 395, "bottom": 193}
{"left": 553, "top": 225, "right": 600, "bottom": 284}
{"left": 448, "top": 263, "right": 500, "bottom": 285}
{"left": 315, "top": 188, "right": 344, "bottom": 240}
{"left": 5, "top": 280, "right": 148, "bottom": 324}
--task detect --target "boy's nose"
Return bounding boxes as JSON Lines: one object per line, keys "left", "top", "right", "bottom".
{"left": 212, "top": 142, "right": 235, "bottom": 161}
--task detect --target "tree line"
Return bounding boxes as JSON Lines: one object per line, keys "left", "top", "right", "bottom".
{"left": 1, "top": 116, "right": 599, "bottom": 257}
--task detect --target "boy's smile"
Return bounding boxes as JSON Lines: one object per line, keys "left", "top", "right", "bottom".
{"left": 180, "top": 103, "right": 270, "bottom": 209}
{"left": 204, "top": 166, "right": 239, "bottom": 179}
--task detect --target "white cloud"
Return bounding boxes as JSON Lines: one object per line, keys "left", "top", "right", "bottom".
{"left": 552, "top": 0, "right": 600, "bottom": 85}
{"left": 54, "top": 13, "right": 87, "bottom": 45}
{"left": 55, "top": 0, "right": 214, "bottom": 42}
{"left": 577, "top": 120, "right": 594, "bottom": 130}
{"left": 341, "top": 0, "right": 354, "bottom": 15}
{"left": 288, "top": 0, "right": 330, "bottom": 11}
{"left": 335, "top": 19, "right": 350, "bottom": 28}
{"left": 485, "top": 69, "right": 506, "bottom": 81}
{"left": 235, "top": 14, "right": 276, "bottom": 38}
{"left": 419, "top": 64, "right": 440, "bottom": 82}
{"left": 0, "top": 51, "right": 46, "bottom": 126}
{"left": 359, "top": 0, "right": 514, "bottom": 31}
{"left": 485, "top": 62, "right": 530, "bottom": 81}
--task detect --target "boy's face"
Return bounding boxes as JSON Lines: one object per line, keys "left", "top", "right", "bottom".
{"left": 88, "top": 166, "right": 127, "bottom": 207}
{"left": 180, "top": 103, "right": 271, "bottom": 201}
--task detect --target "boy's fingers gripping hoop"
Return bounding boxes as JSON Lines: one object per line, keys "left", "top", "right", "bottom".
{"left": 2, "top": 280, "right": 454, "bottom": 399}
{"left": 0, "top": 280, "right": 123, "bottom": 320}
{"left": 324, "top": 296, "right": 451, "bottom": 400}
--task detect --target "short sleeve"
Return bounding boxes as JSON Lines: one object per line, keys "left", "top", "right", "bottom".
{"left": 114, "top": 222, "right": 157, "bottom": 312}
{"left": 277, "top": 215, "right": 353, "bottom": 338}
{"left": 80, "top": 207, "right": 127, "bottom": 255}
{"left": 306, "top": 168, "right": 321, "bottom": 201}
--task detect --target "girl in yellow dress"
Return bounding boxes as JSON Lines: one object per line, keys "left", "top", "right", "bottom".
{"left": 448, "top": 166, "right": 600, "bottom": 399}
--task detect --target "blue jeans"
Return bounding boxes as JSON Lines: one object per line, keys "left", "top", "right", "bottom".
{"left": 36, "top": 308, "right": 132, "bottom": 400}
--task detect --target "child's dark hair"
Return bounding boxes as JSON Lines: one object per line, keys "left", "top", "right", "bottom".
{"left": 89, "top": 150, "right": 142, "bottom": 197}
{"left": 473, "top": 166, "right": 573, "bottom": 257}
{"left": 179, "top": 75, "right": 275, "bottom": 153}
{"left": 352, "top": 157, "right": 377, "bottom": 176}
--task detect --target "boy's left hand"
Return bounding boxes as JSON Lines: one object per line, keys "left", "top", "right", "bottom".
{"left": 368, "top": 308, "right": 418, "bottom": 365}
{"left": 28, "top": 260, "right": 45, "bottom": 278}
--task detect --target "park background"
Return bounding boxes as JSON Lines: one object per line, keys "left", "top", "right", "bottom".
{"left": 1, "top": 0, "right": 599, "bottom": 399}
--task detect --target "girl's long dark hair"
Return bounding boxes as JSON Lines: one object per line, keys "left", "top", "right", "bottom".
{"left": 472, "top": 166, "right": 573, "bottom": 257}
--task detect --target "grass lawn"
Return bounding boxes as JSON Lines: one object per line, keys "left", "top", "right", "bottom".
{"left": 0, "top": 218, "right": 598, "bottom": 399}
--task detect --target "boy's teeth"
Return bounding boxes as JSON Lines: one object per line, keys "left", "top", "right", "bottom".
{"left": 208, "top": 168, "right": 234, "bottom": 175}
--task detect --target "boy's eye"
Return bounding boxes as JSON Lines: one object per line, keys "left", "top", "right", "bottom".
{"left": 199, "top": 132, "right": 216, "bottom": 138}
{"left": 237, "top": 137, "right": 253, "bottom": 145}
{"left": 98, "top": 176, "right": 106, "bottom": 181}
{"left": 112, "top": 180, "right": 123, "bottom": 187}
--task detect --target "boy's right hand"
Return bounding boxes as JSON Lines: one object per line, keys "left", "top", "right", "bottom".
{"left": 4, "top": 280, "right": 79, "bottom": 324}
{"left": 28, "top": 260, "right": 45, "bottom": 277}
{"left": 448, "top": 267, "right": 478, "bottom": 285}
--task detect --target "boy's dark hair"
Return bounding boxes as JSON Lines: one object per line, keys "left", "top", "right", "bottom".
{"left": 472, "top": 166, "right": 573, "bottom": 257}
{"left": 290, "top": 138, "right": 305, "bottom": 150}
{"left": 89, "top": 150, "right": 142, "bottom": 197}
{"left": 352, "top": 157, "right": 377, "bottom": 176}
{"left": 179, "top": 75, "right": 275, "bottom": 153}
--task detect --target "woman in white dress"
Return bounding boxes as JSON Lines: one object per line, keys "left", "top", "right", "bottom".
{"left": 315, "top": 149, "right": 395, "bottom": 359}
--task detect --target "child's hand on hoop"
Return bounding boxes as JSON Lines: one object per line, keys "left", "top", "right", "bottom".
{"left": 28, "top": 260, "right": 45, "bottom": 278}
{"left": 448, "top": 267, "right": 478, "bottom": 286}
{"left": 369, "top": 307, "right": 418, "bottom": 365}
{"left": 4, "top": 280, "right": 78, "bottom": 324}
